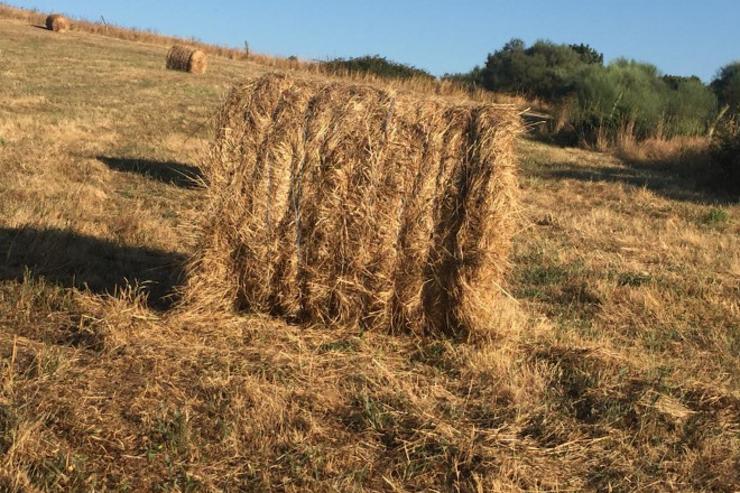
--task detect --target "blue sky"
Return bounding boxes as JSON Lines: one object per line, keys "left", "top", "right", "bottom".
{"left": 12, "top": 0, "right": 740, "bottom": 81}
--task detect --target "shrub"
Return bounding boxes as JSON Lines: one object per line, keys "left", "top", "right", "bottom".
{"left": 442, "top": 66, "right": 484, "bottom": 88}
{"left": 569, "top": 60, "right": 667, "bottom": 142}
{"left": 323, "top": 55, "right": 433, "bottom": 80}
{"left": 663, "top": 76, "right": 718, "bottom": 137}
{"left": 472, "top": 39, "right": 719, "bottom": 144}
{"left": 711, "top": 118, "right": 740, "bottom": 196}
{"left": 568, "top": 61, "right": 717, "bottom": 144}
{"left": 711, "top": 62, "right": 740, "bottom": 114}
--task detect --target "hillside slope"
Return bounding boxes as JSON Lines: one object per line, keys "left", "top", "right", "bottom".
{"left": 0, "top": 17, "right": 738, "bottom": 492}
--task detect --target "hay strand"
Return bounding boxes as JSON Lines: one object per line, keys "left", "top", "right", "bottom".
{"left": 45, "top": 14, "right": 70, "bottom": 32}
{"left": 184, "top": 73, "right": 521, "bottom": 339}
{"left": 166, "top": 45, "right": 207, "bottom": 74}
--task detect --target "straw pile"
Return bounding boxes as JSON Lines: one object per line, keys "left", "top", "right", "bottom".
{"left": 185, "top": 73, "right": 521, "bottom": 339}
{"left": 45, "top": 14, "right": 70, "bottom": 32}
{"left": 166, "top": 45, "right": 207, "bottom": 74}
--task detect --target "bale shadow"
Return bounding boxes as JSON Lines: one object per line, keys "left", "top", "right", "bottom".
{"left": 0, "top": 226, "right": 186, "bottom": 309}
{"left": 533, "top": 150, "right": 736, "bottom": 204}
{"left": 98, "top": 156, "right": 204, "bottom": 189}
{"left": 525, "top": 129, "right": 580, "bottom": 148}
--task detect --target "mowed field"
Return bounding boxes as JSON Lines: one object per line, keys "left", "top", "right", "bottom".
{"left": 0, "top": 17, "right": 738, "bottom": 492}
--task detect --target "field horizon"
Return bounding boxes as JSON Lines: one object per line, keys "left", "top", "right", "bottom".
{"left": 0, "top": 10, "right": 738, "bottom": 492}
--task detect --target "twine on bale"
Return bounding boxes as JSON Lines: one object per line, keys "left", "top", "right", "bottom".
{"left": 166, "top": 45, "right": 207, "bottom": 74}
{"left": 183, "top": 73, "right": 522, "bottom": 339}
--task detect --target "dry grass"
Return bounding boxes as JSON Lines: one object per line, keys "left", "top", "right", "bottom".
{"left": 0, "top": 11, "right": 738, "bottom": 493}
{"left": 44, "top": 14, "right": 68, "bottom": 33}
{"left": 0, "top": 3, "right": 526, "bottom": 107}
{"left": 166, "top": 45, "right": 207, "bottom": 75}
{"left": 184, "top": 73, "right": 521, "bottom": 339}
{"left": 616, "top": 135, "right": 710, "bottom": 163}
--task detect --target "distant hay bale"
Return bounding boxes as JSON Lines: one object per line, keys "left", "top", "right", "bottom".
{"left": 166, "top": 45, "right": 207, "bottom": 74}
{"left": 45, "top": 14, "right": 70, "bottom": 32}
{"left": 184, "top": 73, "right": 521, "bottom": 339}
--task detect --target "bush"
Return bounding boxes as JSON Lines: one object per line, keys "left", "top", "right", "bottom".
{"left": 569, "top": 60, "right": 666, "bottom": 142}
{"left": 476, "top": 40, "right": 718, "bottom": 144}
{"left": 711, "top": 119, "right": 740, "bottom": 196}
{"left": 568, "top": 60, "right": 717, "bottom": 144}
{"left": 442, "top": 66, "right": 484, "bottom": 88}
{"left": 663, "top": 76, "right": 718, "bottom": 137}
{"left": 711, "top": 62, "right": 740, "bottom": 114}
{"left": 323, "top": 55, "right": 433, "bottom": 80}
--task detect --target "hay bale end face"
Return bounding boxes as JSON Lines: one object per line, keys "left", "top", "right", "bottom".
{"left": 166, "top": 45, "right": 207, "bottom": 75}
{"left": 45, "top": 14, "right": 70, "bottom": 32}
{"left": 185, "top": 73, "right": 521, "bottom": 339}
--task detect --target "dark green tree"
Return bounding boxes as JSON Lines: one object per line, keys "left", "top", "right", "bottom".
{"left": 479, "top": 39, "right": 605, "bottom": 100}
{"left": 480, "top": 39, "right": 590, "bottom": 100}
{"left": 569, "top": 43, "right": 604, "bottom": 65}
{"left": 711, "top": 62, "right": 740, "bottom": 113}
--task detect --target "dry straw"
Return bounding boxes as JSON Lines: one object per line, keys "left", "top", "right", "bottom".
{"left": 184, "top": 73, "right": 521, "bottom": 339}
{"left": 45, "top": 14, "right": 70, "bottom": 32}
{"left": 166, "top": 45, "right": 207, "bottom": 74}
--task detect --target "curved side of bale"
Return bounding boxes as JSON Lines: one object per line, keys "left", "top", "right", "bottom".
{"left": 45, "top": 14, "right": 70, "bottom": 32}
{"left": 183, "top": 73, "right": 521, "bottom": 339}
{"left": 166, "top": 45, "right": 207, "bottom": 74}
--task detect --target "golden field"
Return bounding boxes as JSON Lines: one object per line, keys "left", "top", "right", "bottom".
{"left": 0, "top": 12, "right": 738, "bottom": 492}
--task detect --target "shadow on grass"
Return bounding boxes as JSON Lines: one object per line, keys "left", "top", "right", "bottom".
{"left": 0, "top": 226, "right": 185, "bottom": 309}
{"left": 98, "top": 156, "right": 204, "bottom": 189}
{"left": 531, "top": 148, "right": 737, "bottom": 204}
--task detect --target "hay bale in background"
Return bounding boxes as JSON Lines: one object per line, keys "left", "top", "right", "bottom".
{"left": 166, "top": 45, "right": 207, "bottom": 74}
{"left": 184, "top": 73, "right": 521, "bottom": 339}
{"left": 45, "top": 14, "right": 70, "bottom": 32}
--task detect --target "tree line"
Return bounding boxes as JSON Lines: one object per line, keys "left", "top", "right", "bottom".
{"left": 324, "top": 44, "right": 738, "bottom": 144}
{"left": 445, "top": 39, "right": 739, "bottom": 145}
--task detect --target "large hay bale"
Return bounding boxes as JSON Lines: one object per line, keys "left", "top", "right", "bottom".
{"left": 166, "top": 45, "right": 207, "bottom": 75}
{"left": 45, "top": 14, "right": 70, "bottom": 32}
{"left": 185, "top": 73, "right": 521, "bottom": 339}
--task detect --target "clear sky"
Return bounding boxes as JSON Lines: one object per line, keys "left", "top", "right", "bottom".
{"left": 12, "top": 0, "right": 740, "bottom": 81}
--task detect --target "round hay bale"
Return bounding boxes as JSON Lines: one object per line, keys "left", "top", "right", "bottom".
{"left": 166, "top": 45, "right": 208, "bottom": 75}
{"left": 184, "top": 73, "right": 522, "bottom": 339}
{"left": 45, "top": 14, "right": 70, "bottom": 33}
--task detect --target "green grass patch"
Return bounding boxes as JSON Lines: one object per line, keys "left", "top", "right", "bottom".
{"left": 702, "top": 208, "right": 729, "bottom": 226}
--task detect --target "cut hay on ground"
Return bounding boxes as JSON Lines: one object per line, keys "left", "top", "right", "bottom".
{"left": 45, "top": 14, "right": 69, "bottom": 32}
{"left": 184, "top": 73, "right": 521, "bottom": 339}
{"left": 166, "top": 45, "right": 207, "bottom": 74}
